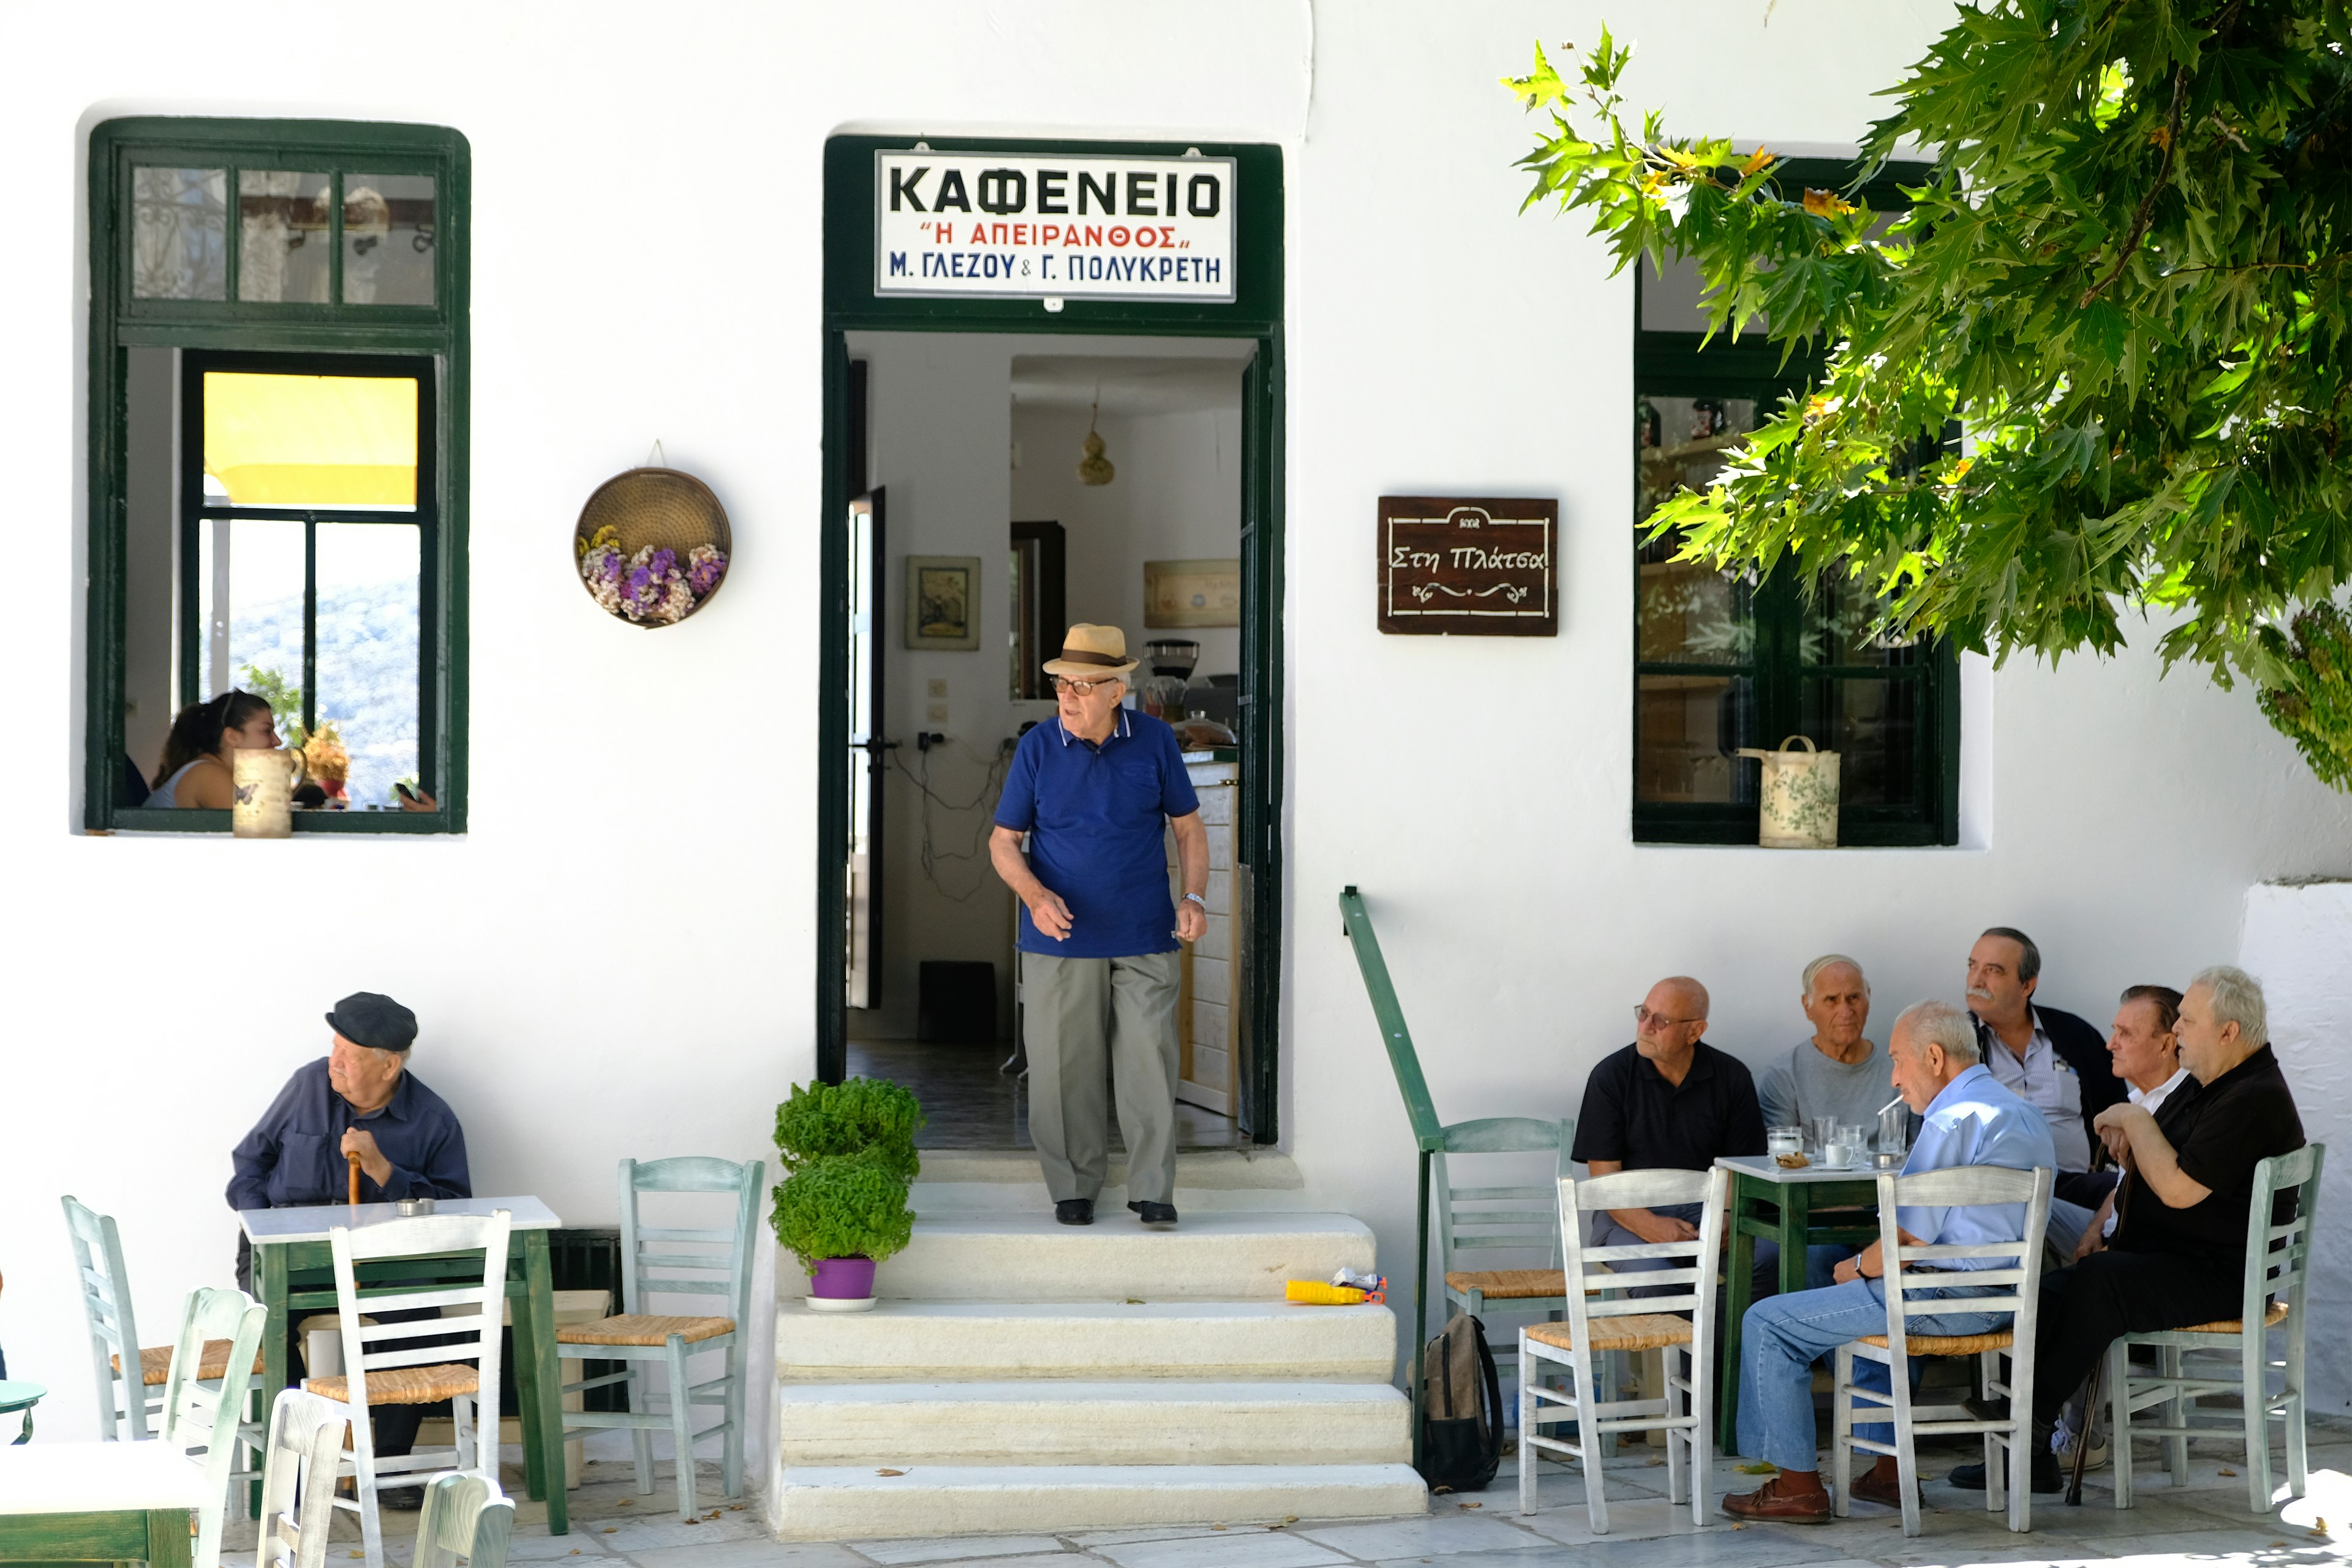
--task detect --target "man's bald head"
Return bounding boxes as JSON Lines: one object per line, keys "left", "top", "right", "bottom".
{"left": 1635, "top": 976, "right": 1711, "bottom": 1062}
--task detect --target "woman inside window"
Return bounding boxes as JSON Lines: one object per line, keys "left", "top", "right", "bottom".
{"left": 147, "top": 690, "right": 282, "bottom": 808}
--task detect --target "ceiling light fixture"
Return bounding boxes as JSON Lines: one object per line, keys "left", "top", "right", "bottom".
{"left": 1077, "top": 390, "right": 1115, "bottom": 486}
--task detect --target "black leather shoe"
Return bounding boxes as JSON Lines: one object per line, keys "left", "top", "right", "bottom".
{"left": 1948, "top": 1450, "right": 2063, "bottom": 1493}
{"left": 1128, "top": 1200, "right": 1178, "bottom": 1227}
{"left": 379, "top": 1485, "right": 424, "bottom": 1512}
{"left": 1055, "top": 1199, "right": 1094, "bottom": 1226}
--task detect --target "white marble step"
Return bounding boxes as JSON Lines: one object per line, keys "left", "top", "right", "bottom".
{"left": 774, "top": 1378, "right": 1409, "bottom": 1466}
{"left": 774, "top": 1298, "right": 1396, "bottom": 1382}
{"left": 770, "top": 1461, "right": 1428, "bottom": 1541}
{"left": 778, "top": 1210, "right": 1375, "bottom": 1302}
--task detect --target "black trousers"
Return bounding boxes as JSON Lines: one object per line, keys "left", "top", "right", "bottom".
{"left": 2031, "top": 1250, "right": 2241, "bottom": 1423}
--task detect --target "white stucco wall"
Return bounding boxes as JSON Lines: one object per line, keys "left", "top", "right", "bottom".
{"left": 6, "top": 0, "right": 2351, "bottom": 1487}
{"left": 2240, "top": 881, "right": 2352, "bottom": 1415}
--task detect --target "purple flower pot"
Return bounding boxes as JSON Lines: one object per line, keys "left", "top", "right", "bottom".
{"left": 810, "top": 1254, "right": 876, "bottom": 1300}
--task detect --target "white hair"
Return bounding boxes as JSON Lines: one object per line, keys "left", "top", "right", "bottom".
{"left": 1894, "top": 998, "right": 1980, "bottom": 1064}
{"left": 1803, "top": 954, "right": 1870, "bottom": 1001}
{"left": 2190, "top": 965, "right": 2269, "bottom": 1049}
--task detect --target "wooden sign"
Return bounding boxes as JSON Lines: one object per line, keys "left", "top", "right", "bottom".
{"left": 1376, "top": 496, "right": 1558, "bottom": 635}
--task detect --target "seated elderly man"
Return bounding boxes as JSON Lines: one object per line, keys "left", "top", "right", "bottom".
{"left": 227, "top": 992, "right": 470, "bottom": 1509}
{"left": 1760, "top": 954, "right": 1897, "bottom": 1133}
{"left": 1572, "top": 976, "right": 1774, "bottom": 1291}
{"left": 1950, "top": 966, "right": 2306, "bottom": 1494}
{"left": 1724, "top": 999, "right": 2056, "bottom": 1522}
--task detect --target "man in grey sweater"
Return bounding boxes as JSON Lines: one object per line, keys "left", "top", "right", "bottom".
{"left": 1758, "top": 955, "right": 1899, "bottom": 1134}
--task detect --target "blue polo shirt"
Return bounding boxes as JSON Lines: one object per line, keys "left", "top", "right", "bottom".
{"left": 995, "top": 708, "right": 1200, "bottom": 959}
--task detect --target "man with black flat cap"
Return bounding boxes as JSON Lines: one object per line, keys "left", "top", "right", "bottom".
{"left": 228, "top": 990, "right": 471, "bottom": 1507}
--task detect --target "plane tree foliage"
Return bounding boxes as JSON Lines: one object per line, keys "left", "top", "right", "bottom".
{"left": 1506, "top": 1, "right": 2352, "bottom": 787}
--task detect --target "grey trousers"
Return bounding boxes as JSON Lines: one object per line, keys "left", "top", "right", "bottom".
{"left": 1023, "top": 949, "right": 1182, "bottom": 1205}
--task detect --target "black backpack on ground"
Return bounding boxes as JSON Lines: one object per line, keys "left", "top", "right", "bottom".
{"left": 1415, "top": 1312, "right": 1503, "bottom": 1492}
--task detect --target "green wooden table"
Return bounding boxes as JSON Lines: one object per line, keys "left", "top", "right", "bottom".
{"left": 238, "top": 1196, "right": 570, "bottom": 1534}
{"left": 1715, "top": 1153, "right": 1884, "bottom": 1452}
{"left": 0, "top": 1440, "right": 205, "bottom": 1566}
{"left": 0, "top": 1386, "right": 40, "bottom": 1447}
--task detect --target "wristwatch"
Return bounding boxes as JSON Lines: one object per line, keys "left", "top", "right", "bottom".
{"left": 1182, "top": 893, "right": 1208, "bottom": 911}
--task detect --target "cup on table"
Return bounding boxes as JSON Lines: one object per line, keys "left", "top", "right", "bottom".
{"left": 1824, "top": 1124, "right": 1867, "bottom": 1170}
{"left": 1767, "top": 1125, "right": 1804, "bottom": 1159}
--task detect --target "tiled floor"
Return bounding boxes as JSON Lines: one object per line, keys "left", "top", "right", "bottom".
{"left": 217, "top": 1423, "right": 2352, "bottom": 1568}
{"left": 844, "top": 1039, "right": 1243, "bottom": 1152}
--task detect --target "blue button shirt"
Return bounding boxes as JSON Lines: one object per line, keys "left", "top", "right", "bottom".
{"left": 994, "top": 709, "right": 1200, "bottom": 959}
{"left": 227, "top": 1057, "right": 472, "bottom": 1210}
{"left": 1894, "top": 1061, "right": 2056, "bottom": 1270}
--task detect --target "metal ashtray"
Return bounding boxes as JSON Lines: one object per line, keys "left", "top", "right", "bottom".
{"left": 395, "top": 1197, "right": 436, "bottom": 1217}
{"left": 1871, "top": 1151, "right": 1905, "bottom": 1170}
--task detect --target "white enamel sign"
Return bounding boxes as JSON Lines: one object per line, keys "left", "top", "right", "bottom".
{"left": 875, "top": 150, "right": 1237, "bottom": 303}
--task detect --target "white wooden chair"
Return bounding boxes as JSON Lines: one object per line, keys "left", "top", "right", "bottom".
{"left": 1437, "top": 1118, "right": 1575, "bottom": 1405}
{"left": 556, "top": 1157, "right": 763, "bottom": 1519}
{"left": 308, "top": 1209, "right": 512, "bottom": 1568}
{"left": 156, "top": 1286, "right": 270, "bottom": 1568}
{"left": 1830, "top": 1164, "right": 2052, "bottom": 1537}
{"left": 1516, "top": 1164, "right": 1725, "bottom": 1530}
{"left": 2108, "top": 1142, "right": 2325, "bottom": 1515}
{"left": 255, "top": 1389, "right": 348, "bottom": 1568}
{"left": 415, "top": 1470, "right": 516, "bottom": 1568}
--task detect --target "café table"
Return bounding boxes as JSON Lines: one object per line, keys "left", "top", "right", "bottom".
{"left": 1712, "top": 1152, "right": 1887, "bottom": 1452}
{"left": 0, "top": 1385, "right": 40, "bottom": 1446}
{"left": 0, "top": 1439, "right": 207, "bottom": 1566}
{"left": 237, "top": 1194, "right": 571, "bottom": 1534}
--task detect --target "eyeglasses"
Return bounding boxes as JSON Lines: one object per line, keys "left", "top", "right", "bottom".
{"left": 1634, "top": 1004, "right": 1704, "bottom": 1030}
{"left": 1049, "top": 676, "right": 1120, "bottom": 696}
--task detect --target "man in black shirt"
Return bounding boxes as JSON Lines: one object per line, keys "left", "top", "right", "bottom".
{"left": 1959, "top": 965, "right": 2305, "bottom": 1492}
{"left": 1572, "top": 976, "right": 1774, "bottom": 1286}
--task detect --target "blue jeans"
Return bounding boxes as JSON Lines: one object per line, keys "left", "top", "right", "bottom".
{"left": 1736, "top": 1277, "right": 2008, "bottom": 1470}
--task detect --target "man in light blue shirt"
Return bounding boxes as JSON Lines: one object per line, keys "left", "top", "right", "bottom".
{"left": 1724, "top": 998, "right": 2057, "bottom": 1523}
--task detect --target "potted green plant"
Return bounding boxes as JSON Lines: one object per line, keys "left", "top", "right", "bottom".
{"left": 772, "top": 1078, "right": 925, "bottom": 1309}
{"left": 772, "top": 1150, "right": 915, "bottom": 1310}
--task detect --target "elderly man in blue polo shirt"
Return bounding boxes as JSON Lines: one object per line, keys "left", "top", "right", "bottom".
{"left": 991, "top": 624, "right": 1209, "bottom": 1229}
{"left": 1722, "top": 998, "right": 2055, "bottom": 1523}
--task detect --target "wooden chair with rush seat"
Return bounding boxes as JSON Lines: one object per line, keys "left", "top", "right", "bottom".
{"left": 1436, "top": 1118, "right": 1576, "bottom": 1401}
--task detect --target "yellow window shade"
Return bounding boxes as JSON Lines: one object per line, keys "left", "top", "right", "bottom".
{"left": 203, "top": 372, "right": 418, "bottom": 508}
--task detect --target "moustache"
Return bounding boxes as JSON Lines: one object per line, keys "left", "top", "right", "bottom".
{"left": 1964, "top": 986, "right": 1993, "bottom": 1001}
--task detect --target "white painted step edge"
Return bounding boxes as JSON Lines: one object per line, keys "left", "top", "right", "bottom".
{"left": 768, "top": 1462, "right": 1430, "bottom": 1542}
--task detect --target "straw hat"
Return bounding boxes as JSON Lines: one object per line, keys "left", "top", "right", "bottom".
{"left": 1042, "top": 624, "right": 1139, "bottom": 680}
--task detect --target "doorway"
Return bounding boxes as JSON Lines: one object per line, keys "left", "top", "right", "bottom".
{"left": 815, "top": 134, "right": 1285, "bottom": 1150}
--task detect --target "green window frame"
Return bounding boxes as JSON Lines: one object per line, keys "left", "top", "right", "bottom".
{"left": 86, "top": 118, "right": 469, "bottom": 834}
{"left": 1632, "top": 160, "right": 1958, "bottom": 848}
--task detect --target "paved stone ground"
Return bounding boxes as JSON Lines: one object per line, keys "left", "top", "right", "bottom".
{"left": 218, "top": 1422, "right": 2352, "bottom": 1568}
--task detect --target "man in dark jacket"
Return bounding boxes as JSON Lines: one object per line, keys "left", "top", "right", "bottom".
{"left": 1966, "top": 927, "right": 2124, "bottom": 1256}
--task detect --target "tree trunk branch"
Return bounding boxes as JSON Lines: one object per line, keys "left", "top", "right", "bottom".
{"left": 2081, "top": 64, "right": 2190, "bottom": 308}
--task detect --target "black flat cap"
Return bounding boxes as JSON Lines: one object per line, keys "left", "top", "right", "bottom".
{"left": 326, "top": 992, "right": 418, "bottom": 1052}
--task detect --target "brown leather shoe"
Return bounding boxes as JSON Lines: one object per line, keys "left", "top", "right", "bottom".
{"left": 1850, "top": 1464, "right": 1910, "bottom": 1509}
{"left": 1722, "top": 1474, "right": 1833, "bottom": 1523}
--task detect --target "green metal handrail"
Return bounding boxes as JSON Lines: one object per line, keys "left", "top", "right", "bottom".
{"left": 1338, "top": 883, "right": 1442, "bottom": 1466}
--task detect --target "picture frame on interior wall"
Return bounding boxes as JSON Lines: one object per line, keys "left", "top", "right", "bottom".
{"left": 1145, "top": 558, "right": 1241, "bottom": 629}
{"left": 905, "top": 555, "right": 981, "bottom": 650}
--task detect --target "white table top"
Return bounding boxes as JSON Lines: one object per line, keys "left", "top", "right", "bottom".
{"left": 238, "top": 1194, "right": 562, "bottom": 1244}
{"left": 1718, "top": 1153, "right": 1896, "bottom": 1186}
{"left": 0, "top": 1441, "right": 209, "bottom": 1513}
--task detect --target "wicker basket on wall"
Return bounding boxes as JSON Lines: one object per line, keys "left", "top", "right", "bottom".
{"left": 573, "top": 466, "right": 733, "bottom": 628}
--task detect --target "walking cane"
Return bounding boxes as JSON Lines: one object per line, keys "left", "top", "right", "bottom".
{"left": 2067, "top": 1147, "right": 2131, "bottom": 1506}
{"left": 348, "top": 1150, "right": 362, "bottom": 1208}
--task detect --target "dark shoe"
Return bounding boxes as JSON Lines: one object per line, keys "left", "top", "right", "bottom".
{"left": 1128, "top": 1200, "right": 1178, "bottom": 1227}
{"left": 1964, "top": 1393, "right": 2011, "bottom": 1422}
{"left": 379, "top": 1485, "right": 424, "bottom": 1512}
{"left": 1055, "top": 1199, "right": 1094, "bottom": 1226}
{"left": 1850, "top": 1464, "right": 1910, "bottom": 1509}
{"left": 1722, "top": 1474, "right": 1833, "bottom": 1523}
{"left": 1948, "top": 1450, "right": 2064, "bottom": 1493}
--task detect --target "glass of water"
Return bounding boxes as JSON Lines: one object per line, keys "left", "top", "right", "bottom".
{"left": 1768, "top": 1125, "right": 1804, "bottom": 1158}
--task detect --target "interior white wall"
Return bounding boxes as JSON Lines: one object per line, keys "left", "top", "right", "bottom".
{"left": 4, "top": 0, "right": 2350, "bottom": 1491}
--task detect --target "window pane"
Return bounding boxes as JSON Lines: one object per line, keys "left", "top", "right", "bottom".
{"left": 198, "top": 516, "right": 306, "bottom": 710}
{"left": 237, "top": 171, "right": 331, "bottom": 303}
{"left": 344, "top": 174, "right": 436, "bottom": 306}
{"left": 1803, "top": 676, "right": 1919, "bottom": 807}
{"left": 131, "top": 167, "right": 227, "bottom": 300}
{"left": 314, "top": 524, "right": 420, "bottom": 809}
{"left": 1801, "top": 570, "right": 1931, "bottom": 668}
{"left": 1637, "top": 673, "right": 1757, "bottom": 804}
{"left": 203, "top": 372, "right": 418, "bottom": 510}
{"left": 1638, "top": 393, "right": 1757, "bottom": 663}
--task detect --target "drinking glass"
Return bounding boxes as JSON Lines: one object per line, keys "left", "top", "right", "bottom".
{"left": 1809, "top": 1114, "right": 1838, "bottom": 1156}
{"left": 1767, "top": 1125, "right": 1803, "bottom": 1158}
{"left": 1878, "top": 1102, "right": 1910, "bottom": 1162}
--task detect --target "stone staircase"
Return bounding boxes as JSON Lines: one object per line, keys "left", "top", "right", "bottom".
{"left": 769, "top": 1150, "right": 1422, "bottom": 1540}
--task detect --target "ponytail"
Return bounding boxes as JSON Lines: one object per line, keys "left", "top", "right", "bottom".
{"left": 153, "top": 690, "right": 273, "bottom": 790}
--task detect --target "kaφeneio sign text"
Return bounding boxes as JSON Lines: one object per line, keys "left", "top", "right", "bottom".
{"left": 875, "top": 150, "right": 1237, "bottom": 303}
